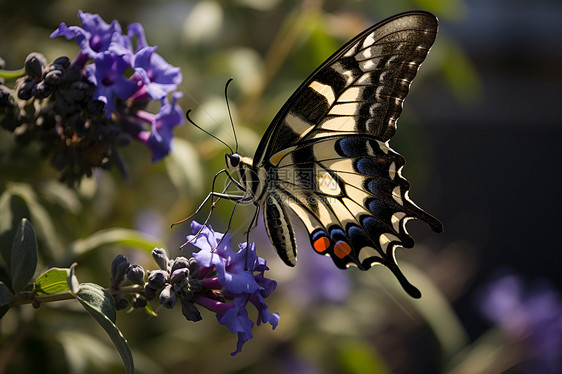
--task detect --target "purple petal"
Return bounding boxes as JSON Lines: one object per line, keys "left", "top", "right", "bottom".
{"left": 250, "top": 293, "right": 279, "bottom": 328}
{"left": 52, "top": 11, "right": 122, "bottom": 59}
{"left": 127, "top": 23, "right": 149, "bottom": 51}
{"left": 138, "top": 92, "right": 184, "bottom": 161}
{"left": 133, "top": 47, "right": 182, "bottom": 100}
{"left": 215, "top": 295, "right": 255, "bottom": 355}
{"left": 88, "top": 52, "right": 138, "bottom": 114}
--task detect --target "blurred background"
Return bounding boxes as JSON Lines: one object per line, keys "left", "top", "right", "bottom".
{"left": 1, "top": 0, "right": 561, "bottom": 373}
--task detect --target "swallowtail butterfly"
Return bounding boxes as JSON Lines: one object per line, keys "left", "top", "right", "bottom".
{"left": 200, "top": 11, "right": 443, "bottom": 298}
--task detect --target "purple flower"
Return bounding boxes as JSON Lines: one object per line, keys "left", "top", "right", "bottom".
{"left": 86, "top": 52, "right": 138, "bottom": 114}
{"left": 189, "top": 222, "right": 261, "bottom": 295}
{"left": 133, "top": 46, "right": 182, "bottom": 100}
{"left": 50, "top": 10, "right": 122, "bottom": 59}
{"left": 187, "top": 221, "right": 279, "bottom": 355}
{"left": 122, "top": 23, "right": 182, "bottom": 101}
{"left": 137, "top": 92, "right": 185, "bottom": 161}
{"left": 478, "top": 271, "right": 562, "bottom": 373}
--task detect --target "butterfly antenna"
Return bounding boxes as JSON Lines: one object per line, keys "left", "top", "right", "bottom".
{"left": 224, "top": 78, "right": 239, "bottom": 154}
{"left": 185, "top": 110, "right": 234, "bottom": 154}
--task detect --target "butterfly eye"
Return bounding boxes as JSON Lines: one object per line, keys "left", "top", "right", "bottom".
{"left": 229, "top": 154, "right": 240, "bottom": 168}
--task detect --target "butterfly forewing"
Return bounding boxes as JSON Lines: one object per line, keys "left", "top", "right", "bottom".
{"left": 244, "top": 11, "right": 441, "bottom": 298}
{"left": 253, "top": 11, "right": 439, "bottom": 168}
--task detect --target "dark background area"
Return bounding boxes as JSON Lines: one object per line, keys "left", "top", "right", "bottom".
{"left": 412, "top": 0, "right": 562, "bottom": 338}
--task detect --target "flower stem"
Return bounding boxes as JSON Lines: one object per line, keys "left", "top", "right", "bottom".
{"left": 8, "top": 284, "right": 145, "bottom": 307}
{"left": 0, "top": 68, "right": 26, "bottom": 80}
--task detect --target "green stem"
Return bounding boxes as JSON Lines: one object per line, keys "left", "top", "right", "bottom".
{"left": 7, "top": 284, "right": 145, "bottom": 307}
{"left": 0, "top": 68, "right": 26, "bottom": 80}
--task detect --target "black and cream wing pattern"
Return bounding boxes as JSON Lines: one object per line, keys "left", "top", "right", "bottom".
{"left": 253, "top": 11, "right": 443, "bottom": 298}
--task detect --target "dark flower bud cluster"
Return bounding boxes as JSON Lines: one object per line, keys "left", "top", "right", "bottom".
{"left": 144, "top": 253, "right": 204, "bottom": 321}
{"left": 109, "top": 254, "right": 147, "bottom": 311}
{"left": 0, "top": 11, "right": 184, "bottom": 186}
{"left": 108, "top": 222, "right": 280, "bottom": 355}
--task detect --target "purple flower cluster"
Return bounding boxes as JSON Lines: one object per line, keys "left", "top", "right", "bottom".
{"left": 478, "top": 271, "right": 562, "bottom": 373}
{"left": 109, "top": 222, "right": 279, "bottom": 356}
{"left": 0, "top": 11, "right": 183, "bottom": 184}
{"left": 51, "top": 11, "right": 184, "bottom": 161}
{"left": 187, "top": 221, "right": 280, "bottom": 355}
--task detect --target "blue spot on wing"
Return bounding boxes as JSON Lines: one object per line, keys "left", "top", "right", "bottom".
{"left": 355, "top": 158, "right": 387, "bottom": 177}
{"left": 329, "top": 226, "right": 347, "bottom": 242}
{"left": 311, "top": 229, "right": 328, "bottom": 242}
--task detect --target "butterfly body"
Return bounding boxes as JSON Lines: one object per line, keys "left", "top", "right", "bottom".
{"left": 221, "top": 11, "right": 442, "bottom": 298}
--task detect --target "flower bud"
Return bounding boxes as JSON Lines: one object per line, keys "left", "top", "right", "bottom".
{"left": 114, "top": 295, "right": 129, "bottom": 310}
{"left": 144, "top": 285, "right": 157, "bottom": 300}
{"left": 111, "top": 255, "right": 128, "bottom": 276}
{"left": 170, "top": 268, "right": 189, "bottom": 284}
{"left": 126, "top": 265, "right": 146, "bottom": 286}
{"left": 44, "top": 67, "right": 63, "bottom": 86}
{"left": 25, "top": 52, "right": 47, "bottom": 79}
{"left": 159, "top": 284, "right": 177, "bottom": 309}
{"left": 32, "top": 81, "right": 52, "bottom": 99}
{"left": 110, "top": 255, "right": 130, "bottom": 288}
{"left": 181, "top": 299, "right": 202, "bottom": 322}
{"left": 173, "top": 277, "right": 190, "bottom": 298}
{"left": 171, "top": 256, "right": 190, "bottom": 274}
{"left": 147, "top": 270, "right": 168, "bottom": 289}
{"left": 17, "top": 78, "right": 36, "bottom": 101}
{"left": 187, "top": 257, "right": 199, "bottom": 274}
{"left": 132, "top": 295, "right": 147, "bottom": 308}
{"left": 53, "top": 56, "right": 70, "bottom": 70}
{"left": 112, "top": 261, "right": 131, "bottom": 288}
{"left": 0, "top": 85, "right": 12, "bottom": 107}
{"left": 151, "top": 248, "right": 169, "bottom": 270}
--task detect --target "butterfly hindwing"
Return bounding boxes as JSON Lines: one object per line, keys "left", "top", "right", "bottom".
{"left": 265, "top": 134, "right": 440, "bottom": 297}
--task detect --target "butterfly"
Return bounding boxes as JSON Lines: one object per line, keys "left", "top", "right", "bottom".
{"left": 194, "top": 10, "right": 443, "bottom": 298}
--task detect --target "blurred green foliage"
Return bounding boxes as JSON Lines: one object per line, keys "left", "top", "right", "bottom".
{"left": 0, "top": 1, "right": 495, "bottom": 373}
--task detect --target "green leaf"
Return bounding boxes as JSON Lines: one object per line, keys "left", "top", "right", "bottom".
{"left": 64, "top": 228, "right": 163, "bottom": 263}
{"left": 0, "top": 281, "right": 14, "bottom": 306}
{"left": 74, "top": 283, "right": 134, "bottom": 374}
{"left": 34, "top": 268, "right": 70, "bottom": 295}
{"left": 10, "top": 219, "right": 38, "bottom": 293}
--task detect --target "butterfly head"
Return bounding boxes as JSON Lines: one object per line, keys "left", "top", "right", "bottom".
{"left": 225, "top": 153, "right": 241, "bottom": 171}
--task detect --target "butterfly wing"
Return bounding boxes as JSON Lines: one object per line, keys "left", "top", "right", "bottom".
{"left": 255, "top": 11, "right": 442, "bottom": 298}
{"left": 254, "top": 10, "right": 439, "bottom": 167}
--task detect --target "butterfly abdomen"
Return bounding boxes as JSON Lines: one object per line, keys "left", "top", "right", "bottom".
{"left": 263, "top": 192, "right": 297, "bottom": 266}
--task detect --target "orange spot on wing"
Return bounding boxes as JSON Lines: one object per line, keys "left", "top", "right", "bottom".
{"left": 313, "top": 237, "right": 331, "bottom": 253}
{"left": 334, "top": 241, "right": 352, "bottom": 259}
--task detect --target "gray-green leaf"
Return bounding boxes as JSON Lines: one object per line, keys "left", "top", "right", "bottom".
{"left": 74, "top": 283, "right": 134, "bottom": 374}
{"left": 10, "top": 218, "right": 38, "bottom": 293}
